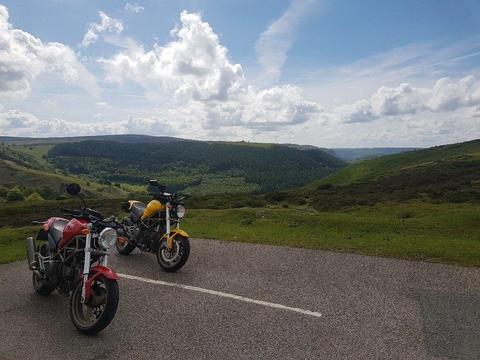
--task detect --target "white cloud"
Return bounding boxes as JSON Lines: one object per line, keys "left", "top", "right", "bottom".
{"left": 0, "top": 109, "right": 38, "bottom": 131}
{"left": 101, "top": 10, "right": 323, "bottom": 132}
{"left": 95, "top": 101, "right": 110, "bottom": 108}
{"left": 202, "top": 85, "right": 323, "bottom": 131}
{"left": 125, "top": 2, "right": 144, "bottom": 14}
{"left": 0, "top": 4, "right": 99, "bottom": 99}
{"left": 255, "top": 0, "right": 318, "bottom": 82}
{"left": 0, "top": 109, "right": 90, "bottom": 136}
{"left": 101, "top": 11, "right": 244, "bottom": 101}
{"left": 428, "top": 75, "right": 480, "bottom": 111}
{"left": 121, "top": 115, "right": 175, "bottom": 135}
{"left": 335, "top": 75, "right": 480, "bottom": 123}
{"left": 0, "top": 108, "right": 178, "bottom": 137}
{"left": 81, "top": 11, "right": 124, "bottom": 48}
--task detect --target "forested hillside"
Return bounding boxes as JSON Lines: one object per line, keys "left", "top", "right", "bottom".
{"left": 47, "top": 140, "right": 345, "bottom": 193}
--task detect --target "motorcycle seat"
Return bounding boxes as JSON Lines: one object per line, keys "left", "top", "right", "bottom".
{"left": 131, "top": 202, "right": 146, "bottom": 220}
{"left": 49, "top": 218, "right": 69, "bottom": 243}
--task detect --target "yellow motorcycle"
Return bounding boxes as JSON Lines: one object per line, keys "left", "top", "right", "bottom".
{"left": 116, "top": 180, "right": 190, "bottom": 272}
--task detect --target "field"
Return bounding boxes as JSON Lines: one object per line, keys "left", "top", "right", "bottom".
{"left": 0, "top": 226, "right": 38, "bottom": 265}
{"left": 184, "top": 203, "right": 480, "bottom": 267}
{"left": 2, "top": 202, "right": 479, "bottom": 267}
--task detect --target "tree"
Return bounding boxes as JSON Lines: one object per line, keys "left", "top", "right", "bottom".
{"left": 0, "top": 186, "right": 8, "bottom": 198}
{"left": 6, "top": 186, "right": 24, "bottom": 202}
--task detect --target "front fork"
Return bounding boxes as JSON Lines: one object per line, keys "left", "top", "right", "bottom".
{"left": 165, "top": 203, "right": 178, "bottom": 250}
{"left": 81, "top": 224, "right": 109, "bottom": 303}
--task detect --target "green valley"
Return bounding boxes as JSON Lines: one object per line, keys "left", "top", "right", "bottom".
{"left": 1, "top": 135, "right": 479, "bottom": 267}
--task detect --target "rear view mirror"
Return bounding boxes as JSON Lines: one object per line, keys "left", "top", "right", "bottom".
{"left": 66, "top": 183, "right": 81, "bottom": 196}
{"left": 149, "top": 179, "right": 159, "bottom": 186}
{"left": 147, "top": 180, "right": 166, "bottom": 194}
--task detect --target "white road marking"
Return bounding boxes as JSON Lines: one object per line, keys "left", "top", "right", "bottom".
{"left": 118, "top": 273, "right": 322, "bottom": 318}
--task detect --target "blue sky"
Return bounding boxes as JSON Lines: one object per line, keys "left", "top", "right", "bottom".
{"left": 1, "top": 0, "right": 480, "bottom": 147}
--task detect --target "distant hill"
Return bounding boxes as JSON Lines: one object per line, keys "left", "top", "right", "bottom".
{"left": 329, "top": 148, "right": 418, "bottom": 162}
{"left": 299, "top": 139, "right": 480, "bottom": 209}
{"left": 0, "top": 136, "right": 417, "bottom": 161}
{"left": 0, "top": 134, "right": 184, "bottom": 145}
{"left": 47, "top": 140, "right": 345, "bottom": 194}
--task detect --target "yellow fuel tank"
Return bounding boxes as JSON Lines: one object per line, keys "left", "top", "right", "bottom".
{"left": 141, "top": 199, "right": 165, "bottom": 220}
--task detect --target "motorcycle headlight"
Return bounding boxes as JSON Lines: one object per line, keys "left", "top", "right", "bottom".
{"left": 98, "top": 227, "right": 117, "bottom": 249}
{"left": 176, "top": 205, "right": 186, "bottom": 219}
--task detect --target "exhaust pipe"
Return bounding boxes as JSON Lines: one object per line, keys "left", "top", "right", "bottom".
{"left": 25, "top": 237, "right": 38, "bottom": 270}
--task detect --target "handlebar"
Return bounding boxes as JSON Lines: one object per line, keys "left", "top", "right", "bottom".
{"left": 60, "top": 207, "right": 104, "bottom": 221}
{"left": 153, "top": 191, "right": 186, "bottom": 204}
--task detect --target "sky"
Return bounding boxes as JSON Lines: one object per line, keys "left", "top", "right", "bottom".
{"left": 1, "top": 0, "right": 480, "bottom": 147}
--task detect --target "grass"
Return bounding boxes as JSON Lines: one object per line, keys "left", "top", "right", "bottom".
{"left": 14, "top": 144, "right": 53, "bottom": 167}
{"left": 312, "top": 139, "right": 480, "bottom": 187}
{"left": 1, "top": 202, "right": 479, "bottom": 267}
{"left": 0, "top": 226, "right": 37, "bottom": 265}
{"left": 183, "top": 202, "right": 480, "bottom": 267}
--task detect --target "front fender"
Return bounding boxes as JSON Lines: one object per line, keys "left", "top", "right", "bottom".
{"left": 84, "top": 265, "right": 118, "bottom": 300}
{"left": 170, "top": 228, "right": 189, "bottom": 238}
{"left": 164, "top": 229, "right": 189, "bottom": 249}
{"left": 89, "top": 265, "right": 119, "bottom": 280}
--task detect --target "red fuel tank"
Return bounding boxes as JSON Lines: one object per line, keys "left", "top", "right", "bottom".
{"left": 59, "top": 218, "right": 89, "bottom": 249}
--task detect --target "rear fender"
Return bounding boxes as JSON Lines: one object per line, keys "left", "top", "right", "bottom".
{"left": 84, "top": 265, "right": 118, "bottom": 300}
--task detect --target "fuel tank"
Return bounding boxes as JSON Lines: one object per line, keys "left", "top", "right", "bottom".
{"left": 141, "top": 200, "right": 165, "bottom": 220}
{"left": 59, "top": 218, "right": 89, "bottom": 249}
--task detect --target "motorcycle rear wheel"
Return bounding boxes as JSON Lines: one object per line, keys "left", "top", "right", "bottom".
{"left": 156, "top": 235, "right": 190, "bottom": 272}
{"left": 69, "top": 276, "right": 119, "bottom": 334}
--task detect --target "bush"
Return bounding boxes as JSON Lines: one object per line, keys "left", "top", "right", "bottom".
{"left": 240, "top": 218, "right": 254, "bottom": 225}
{"left": 6, "top": 186, "right": 24, "bottom": 202}
{"left": 264, "top": 191, "right": 287, "bottom": 202}
{"left": 397, "top": 210, "right": 415, "bottom": 219}
{"left": 317, "top": 183, "right": 333, "bottom": 190}
{"left": 26, "top": 192, "right": 44, "bottom": 202}
{"left": 0, "top": 186, "right": 8, "bottom": 198}
{"left": 36, "top": 186, "right": 55, "bottom": 199}
{"left": 231, "top": 202, "right": 246, "bottom": 208}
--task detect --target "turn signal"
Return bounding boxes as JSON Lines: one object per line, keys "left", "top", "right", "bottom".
{"left": 81, "top": 229, "right": 91, "bottom": 235}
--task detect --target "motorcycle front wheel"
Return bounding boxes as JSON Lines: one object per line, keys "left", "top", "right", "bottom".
{"left": 156, "top": 235, "right": 190, "bottom": 272}
{"left": 69, "top": 276, "right": 119, "bottom": 334}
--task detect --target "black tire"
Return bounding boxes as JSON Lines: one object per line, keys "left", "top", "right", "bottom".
{"left": 32, "top": 272, "right": 56, "bottom": 296}
{"left": 156, "top": 235, "right": 190, "bottom": 272}
{"left": 116, "top": 237, "right": 136, "bottom": 255}
{"left": 69, "top": 276, "right": 119, "bottom": 335}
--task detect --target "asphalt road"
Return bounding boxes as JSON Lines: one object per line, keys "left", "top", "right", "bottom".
{"left": 0, "top": 239, "right": 479, "bottom": 360}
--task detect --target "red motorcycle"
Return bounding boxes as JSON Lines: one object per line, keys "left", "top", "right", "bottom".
{"left": 25, "top": 183, "right": 120, "bottom": 334}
